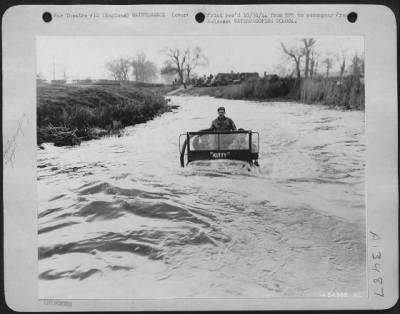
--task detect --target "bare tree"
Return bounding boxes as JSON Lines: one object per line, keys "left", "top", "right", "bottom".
{"left": 131, "top": 51, "right": 158, "bottom": 83}
{"left": 302, "top": 38, "right": 316, "bottom": 78}
{"left": 131, "top": 51, "right": 146, "bottom": 82}
{"left": 310, "top": 50, "right": 321, "bottom": 77}
{"left": 310, "top": 50, "right": 315, "bottom": 77}
{"left": 105, "top": 61, "right": 119, "bottom": 80}
{"left": 161, "top": 46, "right": 208, "bottom": 88}
{"left": 105, "top": 58, "right": 130, "bottom": 81}
{"left": 322, "top": 57, "right": 333, "bottom": 78}
{"left": 161, "top": 48, "right": 187, "bottom": 87}
{"left": 184, "top": 47, "right": 209, "bottom": 83}
{"left": 281, "top": 42, "right": 305, "bottom": 79}
{"left": 336, "top": 50, "right": 347, "bottom": 78}
{"left": 349, "top": 53, "right": 364, "bottom": 76}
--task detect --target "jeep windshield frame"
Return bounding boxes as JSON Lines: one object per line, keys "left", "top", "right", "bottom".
{"left": 179, "top": 130, "right": 259, "bottom": 164}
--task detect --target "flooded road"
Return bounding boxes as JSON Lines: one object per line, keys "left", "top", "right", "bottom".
{"left": 38, "top": 96, "right": 366, "bottom": 298}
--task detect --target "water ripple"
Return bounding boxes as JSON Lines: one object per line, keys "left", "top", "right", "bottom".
{"left": 38, "top": 97, "right": 365, "bottom": 298}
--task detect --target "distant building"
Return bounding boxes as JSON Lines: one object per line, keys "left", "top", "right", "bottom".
{"left": 240, "top": 72, "right": 259, "bottom": 79}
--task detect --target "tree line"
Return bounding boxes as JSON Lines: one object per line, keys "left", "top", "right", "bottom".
{"left": 105, "top": 46, "right": 209, "bottom": 86}
{"left": 280, "top": 38, "right": 364, "bottom": 79}
{"left": 105, "top": 51, "right": 158, "bottom": 83}
{"left": 104, "top": 39, "right": 363, "bottom": 85}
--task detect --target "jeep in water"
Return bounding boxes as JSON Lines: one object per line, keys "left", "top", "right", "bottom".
{"left": 179, "top": 130, "right": 259, "bottom": 167}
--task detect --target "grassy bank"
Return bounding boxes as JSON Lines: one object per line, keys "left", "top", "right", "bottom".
{"left": 176, "top": 76, "right": 364, "bottom": 110}
{"left": 37, "top": 83, "right": 172, "bottom": 146}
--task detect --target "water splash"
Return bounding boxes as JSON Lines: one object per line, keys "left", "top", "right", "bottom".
{"left": 38, "top": 96, "right": 365, "bottom": 298}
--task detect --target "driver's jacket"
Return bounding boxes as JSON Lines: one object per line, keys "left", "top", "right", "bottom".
{"left": 210, "top": 116, "right": 236, "bottom": 131}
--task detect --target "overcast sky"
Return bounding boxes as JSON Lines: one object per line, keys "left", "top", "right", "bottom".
{"left": 37, "top": 36, "right": 363, "bottom": 82}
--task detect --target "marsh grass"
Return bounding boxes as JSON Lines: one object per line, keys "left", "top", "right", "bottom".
{"left": 291, "top": 76, "right": 364, "bottom": 110}
{"left": 197, "top": 76, "right": 364, "bottom": 110}
{"left": 37, "top": 83, "right": 171, "bottom": 145}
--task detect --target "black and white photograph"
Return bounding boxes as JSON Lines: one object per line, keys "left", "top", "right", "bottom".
{"left": 36, "top": 35, "right": 367, "bottom": 299}
{"left": 2, "top": 3, "right": 398, "bottom": 311}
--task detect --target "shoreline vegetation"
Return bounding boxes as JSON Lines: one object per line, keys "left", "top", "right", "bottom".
{"left": 37, "top": 82, "right": 175, "bottom": 147}
{"left": 37, "top": 75, "right": 364, "bottom": 147}
{"left": 174, "top": 76, "right": 365, "bottom": 110}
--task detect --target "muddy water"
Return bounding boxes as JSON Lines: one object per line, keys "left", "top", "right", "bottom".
{"left": 38, "top": 96, "right": 366, "bottom": 298}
